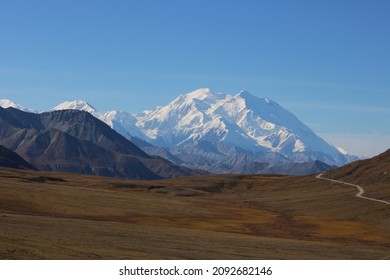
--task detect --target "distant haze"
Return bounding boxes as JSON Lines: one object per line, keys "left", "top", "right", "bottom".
{"left": 319, "top": 134, "right": 390, "bottom": 158}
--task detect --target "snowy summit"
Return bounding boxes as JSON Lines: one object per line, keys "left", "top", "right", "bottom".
{"left": 0, "top": 99, "right": 37, "bottom": 113}
{"left": 50, "top": 89, "right": 358, "bottom": 171}
{"left": 52, "top": 100, "right": 97, "bottom": 115}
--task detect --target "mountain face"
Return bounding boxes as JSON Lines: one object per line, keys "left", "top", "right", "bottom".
{"left": 0, "top": 106, "right": 202, "bottom": 180}
{"left": 0, "top": 145, "right": 36, "bottom": 170}
{"left": 2, "top": 89, "right": 357, "bottom": 175}
{"left": 50, "top": 89, "right": 358, "bottom": 174}
{"left": 131, "top": 89, "right": 350, "bottom": 163}
{"left": 52, "top": 100, "right": 185, "bottom": 164}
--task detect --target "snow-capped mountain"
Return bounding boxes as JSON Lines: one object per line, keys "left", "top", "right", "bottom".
{"left": 52, "top": 100, "right": 103, "bottom": 118}
{"left": 134, "top": 89, "right": 326, "bottom": 152}
{"left": 53, "top": 101, "right": 148, "bottom": 140}
{"left": 130, "top": 88, "right": 354, "bottom": 168}
{"left": 102, "top": 110, "right": 147, "bottom": 140}
{"left": 49, "top": 89, "right": 358, "bottom": 173}
{"left": 0, "top": 99, "right": 37, "bottom": 113}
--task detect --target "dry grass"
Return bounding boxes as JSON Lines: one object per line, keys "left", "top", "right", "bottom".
{"left": 0, "top": 168, "right": 389, "bottom": 259}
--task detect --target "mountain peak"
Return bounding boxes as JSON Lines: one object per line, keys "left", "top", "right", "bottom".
{"left": 0, "top": 99, "right": 17, "bottom": 108}
{"left": 0, "top": 99, "right": 37, "bottom": 113}
{"left": 235, "top": 91, "right": 275, "bottom": 105}
{"left": 185, "top": 88, "right": 213, "bottom": 100}
{"left": 53, "top": 100, "right": 97, "bottom": 114}
{"left": 235, "top": 90, "right": 262, "bottom": 103}
{"left": 236, "top": 90, "right": 253, "bottom": 98}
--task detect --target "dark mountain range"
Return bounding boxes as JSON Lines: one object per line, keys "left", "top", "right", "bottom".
{"left": 0, "top": 145, "right": 36, "bottom": 170}
{"left": 0, "top": 107, "right": 202, "bottom": 180}
{"left": 261, "top": 160, "right": 335, "bottom": 176}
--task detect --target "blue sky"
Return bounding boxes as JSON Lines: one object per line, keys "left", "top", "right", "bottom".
{"left": 1, "top": 0, "right": 389, "bottom": 156}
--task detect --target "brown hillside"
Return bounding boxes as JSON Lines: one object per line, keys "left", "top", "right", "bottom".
{"left": 1, "top": 168, "right": 389, "bottom": 260}
{"left": 324, "top": 149, "right": 390, "bottom": 200}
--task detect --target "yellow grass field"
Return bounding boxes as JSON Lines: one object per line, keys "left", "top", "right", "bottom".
{"left": 0, "top": 168, "right": 389, "bottom": 259}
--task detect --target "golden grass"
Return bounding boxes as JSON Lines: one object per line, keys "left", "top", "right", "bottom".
{"left": 0, "top": 168, "right": 389, "bottom": 259}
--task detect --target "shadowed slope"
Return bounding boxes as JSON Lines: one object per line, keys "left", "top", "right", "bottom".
{"left": 0, "top": 145, "right": 36, "bottom": 170}
{"left": 0, "top": 107, "right": 202, "bottom": 180}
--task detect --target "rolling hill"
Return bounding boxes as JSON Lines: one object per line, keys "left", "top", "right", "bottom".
{"left": 323, "top": 149, "right": 390, "bottom": 200}
{"left": 0, "top": 159, "right": 389, "bottom": 259}
{"left": 324, "top": 149, "right": 390, "bottom": 184}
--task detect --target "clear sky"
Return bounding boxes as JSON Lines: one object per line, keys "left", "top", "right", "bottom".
{"left": 1, "top": 0, "right": 389, "bottom": 157}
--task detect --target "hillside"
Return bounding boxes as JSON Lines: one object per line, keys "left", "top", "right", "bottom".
{"left": 0, "top": 167, "right": 389, "bottom": 259}
{"left": 324, "top": 149, "right": 390, "bottom": 200}
{"left": 325, "top": 149, "right": 390, "bottom": 183}
{"left": 0, "top": 145, "right": 36, "bottom": 170}
{"left": 0, "top": 107, "right": 201, "bottom": 180}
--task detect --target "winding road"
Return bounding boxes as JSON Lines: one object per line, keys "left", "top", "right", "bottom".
{"left": 316, "top": 173, "right": 390, "bottom": 206}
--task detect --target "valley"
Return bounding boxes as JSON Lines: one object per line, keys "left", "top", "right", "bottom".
{"left": 1, "top": 166, "right": 389, "bottom": 260}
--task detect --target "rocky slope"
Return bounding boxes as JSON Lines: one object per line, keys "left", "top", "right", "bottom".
{"left": 0, "top": 145, "right": 36, "bottom": 170}
{"left": 0, "top": 107, "right": 202, "bottom": 180}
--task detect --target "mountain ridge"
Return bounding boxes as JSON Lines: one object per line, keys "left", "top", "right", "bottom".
{"left": 96, "top": 89, "right": 357, "bottom": 172}
{"left": 0, "top": 99, "right": 37, "bottom": 113}
{"left": 2, "top": 89, "right": 359, "bottom": 175}
{"left": 0, "top": 145, "right": 37, "bottom": 170}
{"left": 0, "top": 106, "right": 202, "bottom": 180}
